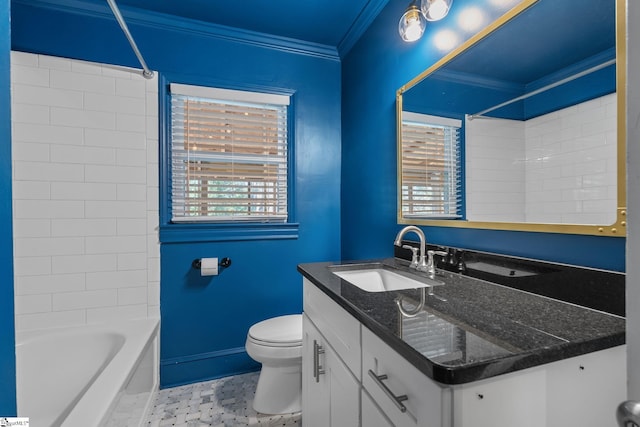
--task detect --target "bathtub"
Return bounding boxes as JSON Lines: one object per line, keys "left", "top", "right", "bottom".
{"left": 16, "top": 318, "right": 159, "bottom": 427}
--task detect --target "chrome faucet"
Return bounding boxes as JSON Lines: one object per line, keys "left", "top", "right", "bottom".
{"left": 394, "top": 226, "right": 428, "bottom": 272}
{"left": 426, "top": 249, "right": 448, "bottom": 276}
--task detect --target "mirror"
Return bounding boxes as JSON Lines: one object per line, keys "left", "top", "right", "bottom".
{"left": 397, "top": 0, "right": 626, "bottom": 237}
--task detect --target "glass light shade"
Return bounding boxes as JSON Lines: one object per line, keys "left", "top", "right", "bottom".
{"left": 421, "top": 0, "right": 453, "bottom": 21}
{"left": 398, "top": 6, "right": 426, "bottom": 42}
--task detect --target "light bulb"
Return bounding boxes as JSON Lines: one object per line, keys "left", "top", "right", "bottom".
{"left": 421, "top": 0, "right": 453, "bottom": 21}
{"left": 398, "top": 6, "right": 426, "bottom": 42}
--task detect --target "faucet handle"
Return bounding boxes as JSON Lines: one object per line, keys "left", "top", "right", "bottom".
{"left": 426, "top": 250, "right": 448, "bottom": 275}
{"left": 430, "top": 249, "right": 449, "bottom": 257}
{"left": 402, "top": 245, "right": 420, "bottom": 269}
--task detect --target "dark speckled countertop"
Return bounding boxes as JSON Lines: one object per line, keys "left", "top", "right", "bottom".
{"left": 297, "top": 256, "right": 625, "bottom": 385}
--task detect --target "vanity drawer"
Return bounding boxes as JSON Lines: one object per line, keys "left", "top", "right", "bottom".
{"left": 362, "top": 326, "right": 446, "bottom": 427}
{"left": 303, "top": 278, "right": 361, "bottom": 378}
{"left": 362, "top": 388, "right": 394, "bottom": 427}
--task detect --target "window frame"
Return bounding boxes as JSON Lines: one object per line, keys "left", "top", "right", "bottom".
{"left": 159, "top": 76, "right": 298, "bottom": 243}
{"left": 398, "top": 112, "right": 464, "bottom": 221}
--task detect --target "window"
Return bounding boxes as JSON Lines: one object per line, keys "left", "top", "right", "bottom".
{"left": 400, "top": 112, "right": 462, "bottom": 219}
{"left": 169, "top": 84, "right": 290, "bottom": 223}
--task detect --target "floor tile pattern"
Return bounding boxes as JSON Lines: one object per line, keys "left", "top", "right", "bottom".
{"left": 145, "top": 372, "right": 302, "bottom": 427}
{"left": 106, "top": 391, "right": 153, "bottom": 426}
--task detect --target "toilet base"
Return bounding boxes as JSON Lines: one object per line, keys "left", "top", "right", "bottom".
{"left": 253, "top": 363, "right": 302, "bottom": 415}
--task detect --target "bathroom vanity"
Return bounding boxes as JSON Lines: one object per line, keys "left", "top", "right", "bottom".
{"left": 298, "top": 251, "right": 625, "bottom": 427}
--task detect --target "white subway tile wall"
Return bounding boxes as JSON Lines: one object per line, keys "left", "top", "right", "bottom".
{"left": 11, "top": 51, "right": 160, "bottom": 331}
{"left": 524, "top": 94, "right": 617, "bottom": 224}
{"left": 465, "top": 117, "right": 526, "bottom": 222}
{"left": 465, "top": 93, "right": 617, "bottom": 224}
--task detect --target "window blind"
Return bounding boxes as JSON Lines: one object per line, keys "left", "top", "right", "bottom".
{"left": 170, "top": 84, "right": 289, "bottom": 222}
{"left": 400, "top": 112, "right": 462, "bottom": 219}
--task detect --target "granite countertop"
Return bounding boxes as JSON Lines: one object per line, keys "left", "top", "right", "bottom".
{"left": 297, "top": 257, "right": 625, "bottom": 385}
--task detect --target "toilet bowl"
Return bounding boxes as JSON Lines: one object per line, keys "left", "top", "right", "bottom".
{"left": 245, "top": 314, "right": 303, "bottom": 415}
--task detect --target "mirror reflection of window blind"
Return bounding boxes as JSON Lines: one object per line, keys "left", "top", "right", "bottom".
{"left": 170, "top": 84, "right": 289, "bottom": 223}
{"left": 401, "top": 112, "right": 462, "bottom": 219}
{"left": 401, "top": 310, "right": 464, "bottom": 362}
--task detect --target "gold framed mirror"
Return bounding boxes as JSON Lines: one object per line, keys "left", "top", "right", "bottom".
{"left": 396, "top": 0, "right": 626, "bottom": 237}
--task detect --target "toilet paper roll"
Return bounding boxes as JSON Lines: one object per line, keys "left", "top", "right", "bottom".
{"left": 200, "top": 257, "right": 219, "bottom": 276}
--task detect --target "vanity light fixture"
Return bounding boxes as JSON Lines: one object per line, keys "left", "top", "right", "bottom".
{"left": 421, "top": 0, "right": 453, "bottom": 21}
{"left": 398, "top": 0, "right": 426, "bottom": 42}
{"left": 399, "top": 0, "right": 453, "bottom": 42}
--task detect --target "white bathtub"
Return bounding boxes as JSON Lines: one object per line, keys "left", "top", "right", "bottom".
{"left": 16, "top": 318, "right": 159, "bottom": 427}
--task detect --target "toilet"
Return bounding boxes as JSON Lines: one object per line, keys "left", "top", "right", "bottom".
{"left": 245, "top": 314, "right": 303, "bottom": 414}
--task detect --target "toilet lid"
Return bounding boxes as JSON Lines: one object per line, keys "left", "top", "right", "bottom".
{"left": 248, "top": 314, "right": 302, "bottom": 346}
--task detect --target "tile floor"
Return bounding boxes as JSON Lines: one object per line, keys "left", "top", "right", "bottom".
{"left": 145, "top": 372, "right": 302, "bottom": 427}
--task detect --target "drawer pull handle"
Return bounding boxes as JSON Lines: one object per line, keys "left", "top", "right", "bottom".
{"left": 313, "top": 340, "right": 325, "bottom": 383}
{"left": 368, "top": 369, "right": 408, "bottom": 413}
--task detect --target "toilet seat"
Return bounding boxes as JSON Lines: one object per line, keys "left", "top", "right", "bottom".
{"left": 248, "top": 314, "right": 302, "bottom": 347}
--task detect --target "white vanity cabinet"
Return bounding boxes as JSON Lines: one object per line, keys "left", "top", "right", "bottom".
{"left": 450, "top": 345, "right": 626, "bottom": 427}
{"left": 361, "top": 327, "right": 448, "bottom": 427}
{"left": 363, "top": 321, "right": 546, "bottom": 427}
{"left": 302, "top": 278, "right": 626, "bottom": 427}
{"left": 302, "top": 315, "right": 360, "bottom": 427}
{"left": 364, "top": 325, "right": 625, "bottom": 427}
{"left": 544, "top": 345, "right": 626, "bottom": 427}
{"left": 450, "top": 364, "right": 546, "bottom": 427}
{"left": 303, "top": 279, "right": 361, "bottom": 427}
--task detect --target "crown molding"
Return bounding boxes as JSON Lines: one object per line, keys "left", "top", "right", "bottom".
{"left": 14, "top": 0, "right": 340, "bottom": 62}
{"left": 433, "top": 68, "right": 524, "bottom": 93}
{"left": 427, "top": 47, "right": 616, "bottom": 96}
{"left": 338, "top": 0, "right": 390, "bottom": 57}
{"left": 526, "top": 47, "right": 616, "bottom": 92}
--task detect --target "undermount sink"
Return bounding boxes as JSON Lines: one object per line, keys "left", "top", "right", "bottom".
{"left": 331, "top": 263, "right": 444, "bottom": 292}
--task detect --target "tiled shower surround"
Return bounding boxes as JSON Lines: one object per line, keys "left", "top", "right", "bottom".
{"left": 466, "top": 93, "right": 617, "bottom": 224}
{"left": 11, "top": 51, "right": 160, "bottom": 331}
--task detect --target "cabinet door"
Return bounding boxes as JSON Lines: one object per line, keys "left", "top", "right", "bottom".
{"left": 327, "top": 341, "right": 360, "bottom": 426}
{"left": 303, "top": 279, "right": 361, "bottom": 376}
{"left": 362, "top": 389, "right": 394, "bottom": 427}
{"left": 303, "top": 314, "right": 360, "bottom": 427}
{"left": 303, "top": 314, "right": 331, "bottom": 427}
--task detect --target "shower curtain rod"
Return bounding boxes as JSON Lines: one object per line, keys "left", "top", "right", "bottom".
{"left": 467, "top": 58, "right": 616, "bottom": 120}
{"left": 106, "top": 0, "right": 154, "bottom": 79}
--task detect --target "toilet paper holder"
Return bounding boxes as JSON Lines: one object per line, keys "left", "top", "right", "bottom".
{"left": 192, "top": 257, "right": 232, "bottom": 270}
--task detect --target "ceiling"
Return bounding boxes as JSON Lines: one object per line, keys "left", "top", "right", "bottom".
{"left": 403, "top": 0, "right": 617, "bottom": 120}
{"left": 83, "top": 0, "right": 390, "bottom": 52}
{"left": 446, "top": 0, "right": 615, "bottom": 84}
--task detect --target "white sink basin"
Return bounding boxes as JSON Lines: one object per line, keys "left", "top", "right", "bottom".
{"left": 332, "top": 266, "right": 443, "bottom": 292}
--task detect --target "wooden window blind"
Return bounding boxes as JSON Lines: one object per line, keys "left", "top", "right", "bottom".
{"left": 400, "top": 112, "right": 462, "bottom": 219}
{"left": 170, "top": 84, "right": 290, "bottom": 222}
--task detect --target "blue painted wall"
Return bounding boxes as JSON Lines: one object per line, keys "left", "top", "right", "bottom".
{"left": 341, "top": 0, "right": 625, "bottom": 272}
{"left": 0, "top": 0, "right": 16, "bottom": 416}
{"left": 12, "top": 1, "right": 342, "bottom": 387}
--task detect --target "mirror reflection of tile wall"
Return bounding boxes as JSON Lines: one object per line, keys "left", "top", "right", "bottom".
{"left": 465, "top": 93, "right": 617, "bottom": 225}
